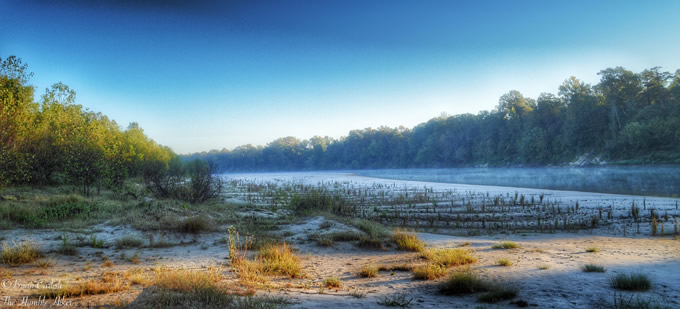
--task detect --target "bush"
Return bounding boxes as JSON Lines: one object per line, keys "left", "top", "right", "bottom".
{"left": 496, "top": 258, "right": 512, "bottom": 267}
{"left": 610, "top": 273, "right": 651, "bottom": 291}
{"left": 144, "top": 159, "right": 223, "bottom": 204}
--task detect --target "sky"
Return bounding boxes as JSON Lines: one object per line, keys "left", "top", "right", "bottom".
{"left": 2, "top": 0, "right": 680, "bottom": 154}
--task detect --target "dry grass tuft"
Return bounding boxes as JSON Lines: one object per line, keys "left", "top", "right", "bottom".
{"left": 39, "top": 272, "right": 129, "bottom": 298}
{"left": 1, "top": 241, "right": 41, "bottom": 266}
{"left": 393, "top": 230, "right": 425, "bottom": 252}
{"left": 358, "top": 264, "right": 378, "bottom": 278}
{"left": 496, "top": 258, "right": 513, "bottom": 267}
{"left": 412, "top": 263, "right": 447, "bottom": 280}
{"left": 323, "top": 277, "right": 342, "bottom": 288}
{"left": 258, "top": 242, "right": 303, "bottom": 278}
{"left": 420, "top": 248, "right": 477, "bottom": 267}
{"left": 492, "top": 241, "right": 519, "bottom": 250}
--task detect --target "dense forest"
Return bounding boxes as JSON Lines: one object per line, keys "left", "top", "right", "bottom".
{"left": 188, "top": 66, "right": 680, "bottom": 171}
{"left": 0, "top": 56, "right": 177, "bottom": 193}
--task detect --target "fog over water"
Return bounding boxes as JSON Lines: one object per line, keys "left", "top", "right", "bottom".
{"left": 357, "top": 167, "right": 680, "bottom": 197}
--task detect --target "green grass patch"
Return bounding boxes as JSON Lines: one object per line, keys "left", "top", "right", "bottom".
{"left": 582, "top": 264, "right": 606, "bottom": 273}
{"left": 477, "top": 287, "right": 518, "bottom": 303}
{"left": 115, "top": 235, "right": 144, "bottom": 249}
{"left": 610, "top": 273, "right": 651, "bottom": 291}
{"left": 438, "top": 271, "right": 491, "bottom": 295}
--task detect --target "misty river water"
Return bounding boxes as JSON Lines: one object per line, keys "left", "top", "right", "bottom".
{"left": 356, "top": 166, "right": 680, "bottom": 197}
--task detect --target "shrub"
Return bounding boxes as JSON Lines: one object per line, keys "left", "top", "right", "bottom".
{"left": 144, "top": 159, "right": 223, "bottom": 204}
{"left": 394, "top": 231, "right": 425, "bottom": 252}
{"left": 610, "top": 273, "right": 651, "bottom": 291}
{"left": 492, "top": 242, "right": 519, "bottom": 249}
{"left": 582, "top": 264, "right": 606, "bottom": 273}
{"left": 1, "top": 241, "right": 41, "bottom": 266}
{"left": 289, "top": 190, "right": 352, "bottom": 216}
{"left": 586, "top": 247, "right": 599, "bottom": 253}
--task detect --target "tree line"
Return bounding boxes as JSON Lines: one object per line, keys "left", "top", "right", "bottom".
{"left": 0, "top": 56, "right": 177, "bottom": 194}
{"left": 187, "top": 66, "right": 680, "bottom": 171}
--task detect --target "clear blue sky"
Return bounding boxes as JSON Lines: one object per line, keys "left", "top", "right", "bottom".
{"left": 2, "top": 0, "right": 679, "bottom": 154}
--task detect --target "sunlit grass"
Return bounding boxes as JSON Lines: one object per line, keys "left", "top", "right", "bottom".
{"left": 394, "top": 230, "right": 425, "bottom": 252}
{"left": 1, "top": 241, "right": 41, "bottom": 266}
{"left": 420, "top": 248, "right": 477, "bottom": 267}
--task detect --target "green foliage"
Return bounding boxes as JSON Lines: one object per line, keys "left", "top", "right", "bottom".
{"left": 610, "top": 273, "right": 651, "bottom": 291}
{"left": 0, "top": 55, "right": 176, "bottom": 191}
{"left": 144, "top": 159, "right": 223, "bottom": 204}
{"left": 582, "top": 264, "right": 606, "bottom": 273}
{"left": 289, "top": 189, "right": 352, "bottom": 216}
{"left": 438, "top": 271, "right": 491, "bottom": 295}
{"left": 188, "top": 66, "right": 680, "bottom": 170}
{"left": 4, "top": 194, "right": 95, "bottom": 228}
